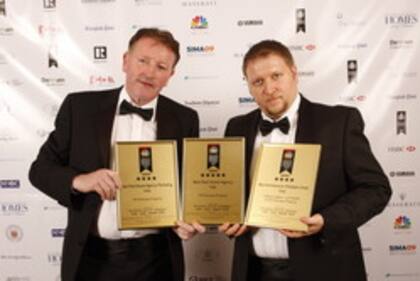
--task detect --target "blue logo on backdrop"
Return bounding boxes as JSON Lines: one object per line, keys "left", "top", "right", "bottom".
{"left": 51, "top": 228, "right": 66, "bottom": 237}
{"left": 0, "top": 179, "right": 20, "bottom": 189}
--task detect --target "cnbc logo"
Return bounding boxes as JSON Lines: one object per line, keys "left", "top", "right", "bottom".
{"left": 191, "top": 15, "right": 208, "bottom": 29}
{"left": 389, "top": 244, "right": 416, "bottom": 255}
{"left": 186, "top": 45, "right": 215, "bottom": 55}
{"left": 394, "top": 215, "right": 411, "bottom": 229}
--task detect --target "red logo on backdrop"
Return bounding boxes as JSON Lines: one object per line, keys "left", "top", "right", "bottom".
{"left": 6, "top": 225, "right": 23, "bottom": 242}
{"left": 341, "top": 95, "right": 367, "bottom": 102}
{"left": 406, "top": 146, "right": 416, "bottom": 152}
{"left": 89, "top": 75, "right": 115, "bottom": 85}
{"left": 305, "top": 44, "right": 316, "bottom": 51}
{"left": 38, "top": 25, "right": 62, "bottom": 36}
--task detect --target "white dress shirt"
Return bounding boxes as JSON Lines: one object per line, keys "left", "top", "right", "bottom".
{"left": 97, "top": 87, "right": 159, "bottom": 239}
{"left": 251, "top": 94, "right": 301, "bottom": 259}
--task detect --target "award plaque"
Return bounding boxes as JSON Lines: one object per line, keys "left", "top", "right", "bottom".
{"left": 182, "top": 138, "right": 245, "bottom": 224}
{"left": 245, "top": 143, "right": 321, "bottom": 231}
{"left": 116, "top": 141, "right": 179, "bottom": 229}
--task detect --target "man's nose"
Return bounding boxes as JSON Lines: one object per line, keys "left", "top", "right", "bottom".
{"left": 142, "top": 63, "right": 157, "bottom": 79}
{"left": 263, "top": 80, "right": 276, "bottom": 96}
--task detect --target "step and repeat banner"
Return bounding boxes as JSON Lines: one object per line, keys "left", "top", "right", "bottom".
{"left": 0, "top": 0, "right": 419, "bottom": 280}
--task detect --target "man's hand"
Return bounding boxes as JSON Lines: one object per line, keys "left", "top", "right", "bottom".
{"left": 278, "top": 213, "right": 324, "bottom": 238}
{"left": 218, "top": 223, "right": 248, "bottom": 238}
{"left": 72, "top": 169, "right": 121, "bottom": 201}
{"left": 173, "top": 221, "right": 206, "bottom": 240}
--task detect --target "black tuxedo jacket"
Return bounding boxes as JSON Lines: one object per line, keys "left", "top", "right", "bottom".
{"left": 29, "top": 87, "right": 199, "bottom": 281}
{"left": 225, "top": 95, "right": 391, "bottom": 281}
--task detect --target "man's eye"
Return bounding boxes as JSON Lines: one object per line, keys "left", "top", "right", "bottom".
{"left": 272, "top": 73, "right": 282, "bottom": 79}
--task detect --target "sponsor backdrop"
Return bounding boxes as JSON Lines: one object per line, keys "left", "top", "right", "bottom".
{"left": 0, "top": 0, "right": 419, "bottom": 280}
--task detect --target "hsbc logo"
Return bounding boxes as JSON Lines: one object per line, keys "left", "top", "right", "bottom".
{"left": 305, "top": 44, "right": 316, "bottom": 51}
{"left": 406, "top": 146, "right": 416, "bottom": 152}
{"left": 388, "top": 145, "right": 416, "bottom": 152}
{"left": 340, "top": 95, "right": 366, "bottom": 102}
{"left": 288, "top": 44, "right": 316, "bottom": 52}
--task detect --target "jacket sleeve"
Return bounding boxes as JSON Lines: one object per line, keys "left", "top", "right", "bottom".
{"left": 319, "top": 108, "right": 392, "bottom": 234}
{"left": 189, "top": 109, "right": 199, "bottom": 138}
{"left": 29, "top": 95, "right": 81, "bottom": 208}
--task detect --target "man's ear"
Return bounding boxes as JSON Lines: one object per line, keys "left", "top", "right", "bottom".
{"left": 122, "top": 51, "right": 129, "bottom": 72}
{"left": 291, "top": 65, "right": 298, "bottom": 81}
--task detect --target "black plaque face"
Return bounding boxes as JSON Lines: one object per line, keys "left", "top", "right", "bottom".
{"left": 347, "top": 60, "right": 358, "bottom": 83}
{"left": 396, "top": 111, "right": 406, "bottom": 135}
{"left": 296, "top": 8, "right": 306, "bottom": 33}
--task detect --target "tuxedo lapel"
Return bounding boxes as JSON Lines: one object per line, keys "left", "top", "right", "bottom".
{"left": 295, "top": 95, "right": 316, "bottom": 143}
{"left": 245, "top": 110, "right": 261, "bottom": 167}
{"left": 93, "top": 89, "right": 120, "bottom": 168}
{"left": 241, "top": 110, "right": 260, "bottom": 199}
{"left": 156, "top": 95, "right": 180, "bottom": 140}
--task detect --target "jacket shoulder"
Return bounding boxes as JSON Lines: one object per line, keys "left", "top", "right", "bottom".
{"left": 225, "top": 109, "right": 259, "bottom": 136}
{"left": 65, "top": 87, "right": 120, "bottom": 101}
{"left": 303, "top": 97, "right": 360, "bottom": 121}
{"left": 227, "top": 109, "right": 260, "bottom": 126}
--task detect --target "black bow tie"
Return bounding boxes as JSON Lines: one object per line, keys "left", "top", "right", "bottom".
{"left": 119, "top": 100, "right": 153, "bottom": 121}
{"left": 259, "top": 117, "right": 290, "bottom": 136}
